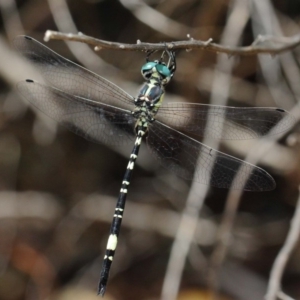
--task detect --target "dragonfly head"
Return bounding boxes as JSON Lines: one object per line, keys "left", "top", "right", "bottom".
{"left": 141, "top": 50, "right": 176, "bottom": 85}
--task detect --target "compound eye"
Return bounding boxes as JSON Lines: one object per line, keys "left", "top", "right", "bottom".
{"left": 142, "top": 62, "right": 157, "bottom": 71}
{"left": 156, "top": 64, "right": 171, "bottom": 79}
{"left": 141, "top": 62, "right": 157, "bottom": 79}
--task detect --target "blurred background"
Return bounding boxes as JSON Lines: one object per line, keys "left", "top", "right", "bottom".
{"left": 0, "top": 0, "right": 299, "bottom": 299}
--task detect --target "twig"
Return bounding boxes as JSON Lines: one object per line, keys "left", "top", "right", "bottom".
{"left": 265, "top": 188, "right": 300, "bottom": 300}
{"left": 44, "top": 30, "right": 300, "bottom": 55}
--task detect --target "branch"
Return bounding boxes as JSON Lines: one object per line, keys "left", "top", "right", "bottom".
{"left": 44, "top": 30, "right": 300, "bottom": 55}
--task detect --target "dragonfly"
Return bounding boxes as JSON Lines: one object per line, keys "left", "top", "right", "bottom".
{"left": 14, "top": 35, "right": 293, "bottom": 296}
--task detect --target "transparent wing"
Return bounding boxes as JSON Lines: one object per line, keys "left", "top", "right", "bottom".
{"left": 17, "top": 80, "right": 136, "bottom": 145}
{"left": 147, "top": 120, "right": 275, "bottom": 191}
{"left": 14, "top": 35, "right": 135, "bottom": 111}
{"left": 156, "top": 103, "right": 294, "bottom": 139}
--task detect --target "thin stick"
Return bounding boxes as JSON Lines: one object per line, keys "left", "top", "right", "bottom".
{"left": 44, "top": 30, "right": 300, "bottom": 55}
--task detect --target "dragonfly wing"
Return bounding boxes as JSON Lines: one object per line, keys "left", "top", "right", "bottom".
{"left": 147, "top": 120, "right": 275, "bottom": 191}
{"left": 14, "top": 35, "right": 135, "bottom": 111}
{"left": 17, "top": 80, "right": 136, "bottom": 145}
{"left": 156, "top": 103, "right": 294, "bottom": 139}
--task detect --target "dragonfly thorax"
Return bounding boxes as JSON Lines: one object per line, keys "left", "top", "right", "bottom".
{"left": 133, "top": 55, "right": 176, "bottom": 136}
{"left": 137, "top": 51, "right": 176, "bottom": 112}
{"left": 136, "top": 77, "right": 165, "bottom": 108}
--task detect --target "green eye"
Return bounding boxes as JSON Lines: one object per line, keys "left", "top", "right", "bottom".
{"left": 156, "top": 64, "right": 171, "bottom": 78}
{"left": 141, "top": 62, "right": 157, "bottom": 73}
{"left": 141, "top": 61, "right": 171, "bottom": 81}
